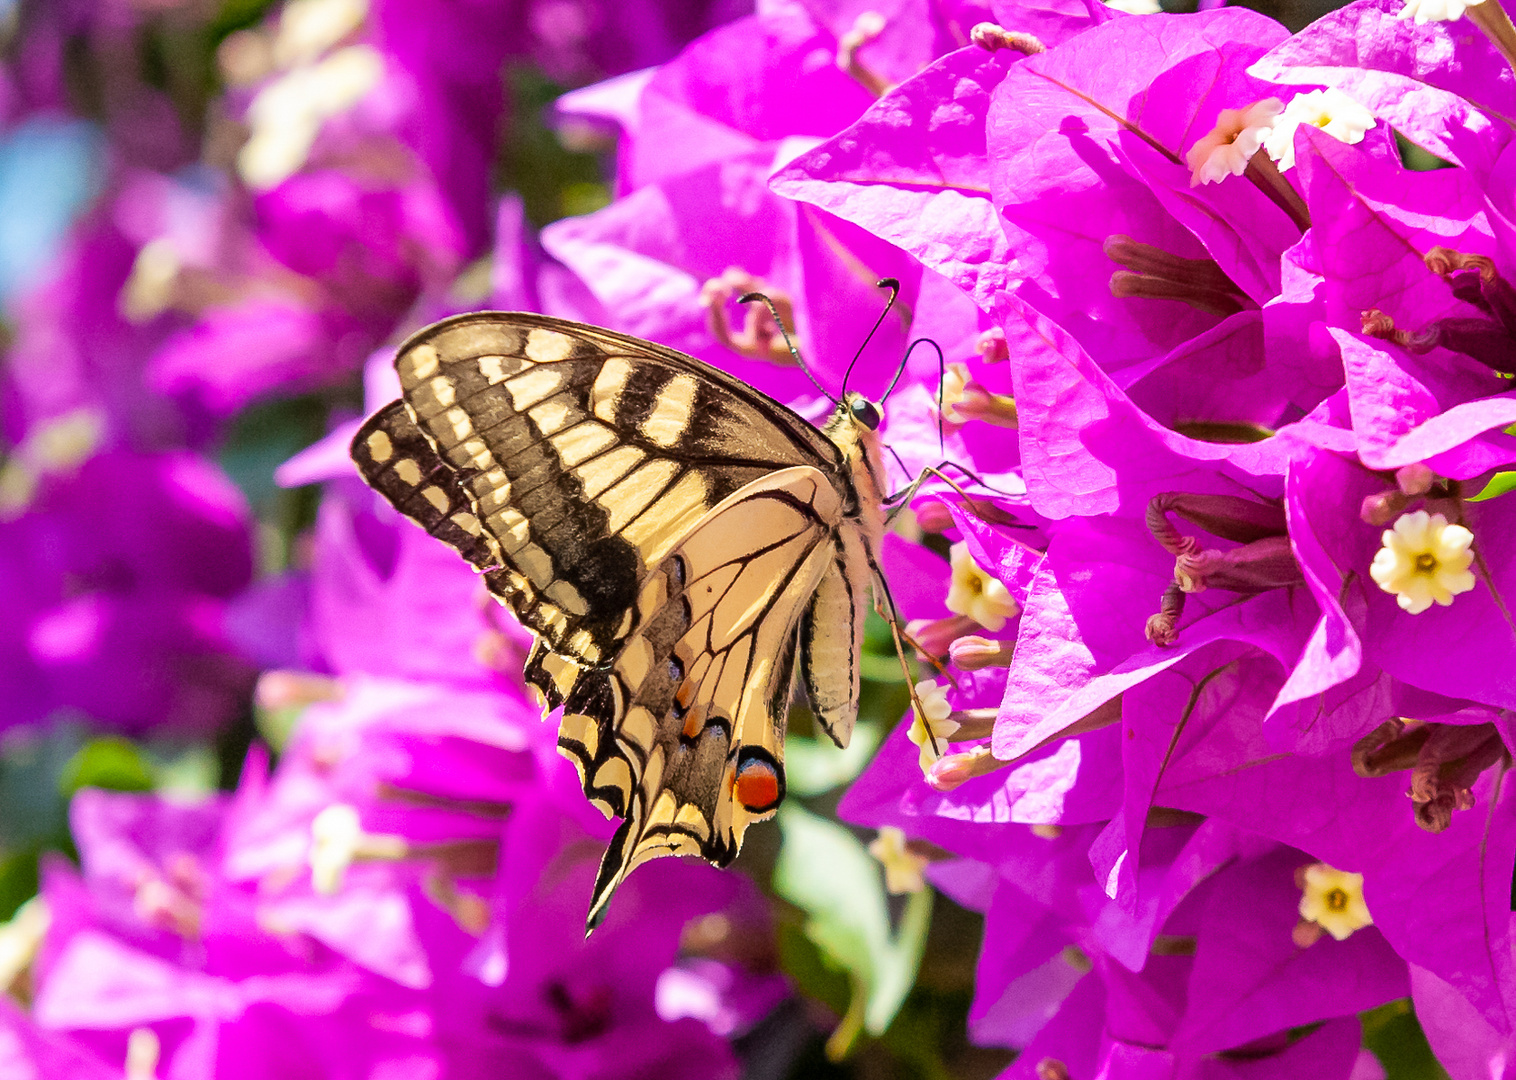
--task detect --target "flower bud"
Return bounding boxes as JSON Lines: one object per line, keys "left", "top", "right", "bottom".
{"left": 970, "top": 22, "right": 1046, "bottom": 53}
{"left": 700, "top": 268, "right": 800, "bottom": 365}
{"left": 838, "top": 11, "right": 891, "bottom": 96}
{"left": 1360, "top": 488, "right": 1411, "bottom": 526}
{"left": 1036, "top": 1059, "right": 1071, "bottom": 1080}
{"left": 926, "top": 744, "right": 1006, "bottom": 792}
{"left": 914, "top": 501, "right": 957, "bottom": 533}
{"left": 949, "top": 635, "right": 1015, "bottom": 670}
{"left": 1396, "top": 463, "right": 1435, "bottom": 496}
{"left": 976, "top": 326, "right": 1009, "bottom": 362}
{"left": 907, "top": 614, "right": 980, "bottom": 659}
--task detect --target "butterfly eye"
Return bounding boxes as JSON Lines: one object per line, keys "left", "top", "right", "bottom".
{"left": 850, "top": 398, "right": 882, "bottom": 430}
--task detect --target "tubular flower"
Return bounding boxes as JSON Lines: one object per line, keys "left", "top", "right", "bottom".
{"left": 1186, "top": 99, "right": 1283, "bottom": 186}
{"left": 1369, "top": 510, "right": 1476, "bottom": 614}
{"left": 945, "top": 543, "right": 1019, "bottom": 631}
{"left": 1297, "top": 864, "right": 1373, "bottom": 942}
{"left": 1262, "top": 88, "right": 1376, "bottom": 170}
{"left": 1363, "top": 248, "right": 1516, "bottom": 374}
{"left": 238, "top": 45, "right": 385, "bottom": 189}
{"left": 698, "top": 268, "right": 802, "bottom": 365}
{"left": 308, "top": 802, "right": 406, "bottom": 894}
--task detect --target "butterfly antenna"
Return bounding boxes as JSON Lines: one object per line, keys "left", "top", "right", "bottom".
{"left": 876, "top": 335, "right": 947, "bottom": 452}
{"left": 841, "top": 278, "right": 901, "bottom": 395}
{"left": 738, "top": 292, "right": 837, "bottom": 405}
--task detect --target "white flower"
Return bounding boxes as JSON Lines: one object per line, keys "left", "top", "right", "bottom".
{"left": 1369, "top": 510, "right": 1476, "bottom": 614}
{"left": 238, "top": 45, "right": 384, "bottom": 189}
{"left": 1185, "top": 99, "right": 1283, "bottom": 186}
{"left": 1263, "top": 88, "right": 1377, "bottom": 170}
{"left": 1397, "top": 0, "right": 1485, "bottom": 23}
{"left": 1298, "top": 863, "right": 1373, "bottom": 941}
{"left": 0, "top": 897, "right": 49, "bottom": 992}
{"left": 1105, "top": 0, "right": 1162, "bottom": 13}
{"left": 907, "top": 679, "right": 959, "bottom": 773}
{"left": 0, "top": 408, "right": 105, "bottom": 519}
{"left": 120, "top": 238, "right": 182, "bottom": 323}
{"left": 275, "top": 0, "right": 369, "bottom": 68}
{"left": 310, "top": 804, "right": 363, "bottom": 894}
{"left": 946, "top": 543, "right": 1019, "bottom": 631}
{"left": 868, "top": 827, "right": 929, "bottom": 894}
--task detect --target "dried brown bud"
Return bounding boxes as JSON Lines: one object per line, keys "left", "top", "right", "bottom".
{"left": 971, "top": 22, "right": 1046, "bottom": 53}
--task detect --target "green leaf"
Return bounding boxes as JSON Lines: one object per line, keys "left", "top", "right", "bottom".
{"left": 785, "top": 720, "right": 883, "bottom": 798}
{"left": 1470, "top": 471, "right": 1516, "bottom": 502}
{"left": 254, "top": 702, "right": 305, "bottom": 753}
{"left": 773, "top": 804, "right": 933, "bottom": 1057}
{"left": 1361, "top": 999, "right": 1451, "bottom": 1080}
{"left": 866, "top": 886, "right": 933, "bottom": 1035}
{"left": 150, "top": 745, "right": 219, "bottom": 796}
{"left": 59, "top": 737, "right": 155, "bottom": 797}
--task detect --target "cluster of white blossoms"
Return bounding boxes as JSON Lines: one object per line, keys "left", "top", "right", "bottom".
{"left": 1188, "top": 88, "right": 1376, "bottom": 183}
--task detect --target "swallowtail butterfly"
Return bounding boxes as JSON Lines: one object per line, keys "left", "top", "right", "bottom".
{"left": 352, "top": 309, "right": 910, "bottom": 927}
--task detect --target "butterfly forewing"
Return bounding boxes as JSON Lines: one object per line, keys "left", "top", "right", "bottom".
{"left": 389, "top": 312, "right": 842, "bottom": 665}
{"left": 351, "top": 402, "right": 498, "bottom": 570}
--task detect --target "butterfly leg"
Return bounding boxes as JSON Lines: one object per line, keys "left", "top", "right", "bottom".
{"left": 862, "top": 551, "right": 949, "bottom": 758}
{"left": 881, "top": 461, "right": 1022, "bottom": 528}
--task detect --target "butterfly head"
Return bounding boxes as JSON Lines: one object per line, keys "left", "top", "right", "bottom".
{"left": 845, "top": 393, "right": 883, "bottom": 431}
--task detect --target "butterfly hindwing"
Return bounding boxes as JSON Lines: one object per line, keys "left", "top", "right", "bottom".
{"left": 389, "top": 312, "right": 843, "bottom": 666}
{"left": 570, "top": 465, "right": 844, "bottom": 927}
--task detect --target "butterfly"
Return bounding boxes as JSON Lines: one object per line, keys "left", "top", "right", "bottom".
{"left": 350, "top": 297, "right": 925, "bottom": 928}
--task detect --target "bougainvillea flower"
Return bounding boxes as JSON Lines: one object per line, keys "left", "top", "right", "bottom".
{"left": 431, "top": 795, "right": 747, "bottom": 1080}
{"left": 0, "top": 450, "right": 254, "bottom": 734}
{"left": 1134, "top": 650, "right": 1516, "bottom": 1031}
{"left": 777, "top": 9, "right": 1309, "bottom": 376}
{"left": 34, "top": 781, "right": 447, "bottom": 1079}
{"left": 541, "top": 151, "right": 922, "bottom": 405}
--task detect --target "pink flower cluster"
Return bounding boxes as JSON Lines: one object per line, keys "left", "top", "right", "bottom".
{"left": 3, "top": 0, "right": 1516, "bottom": 1075}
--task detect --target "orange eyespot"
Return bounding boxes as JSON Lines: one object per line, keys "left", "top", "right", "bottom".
{"left": 733, "top": 757, "right": 782, "bottom": 814}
